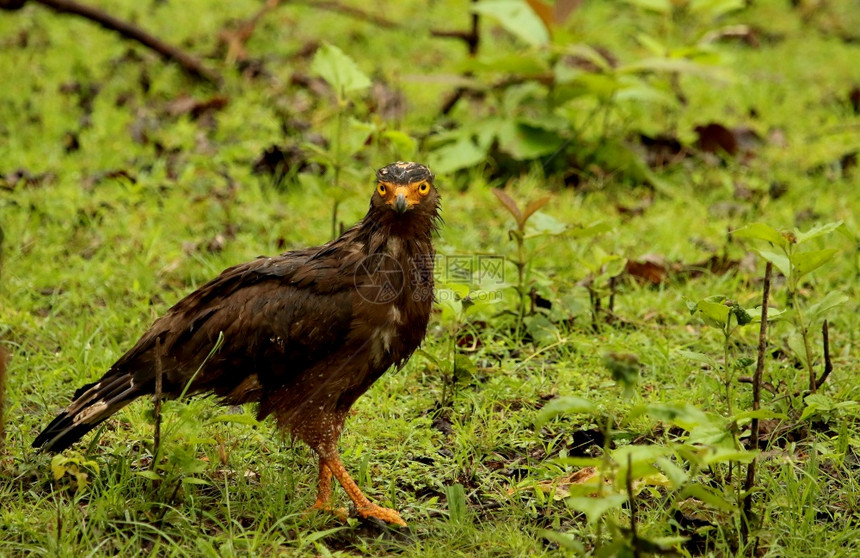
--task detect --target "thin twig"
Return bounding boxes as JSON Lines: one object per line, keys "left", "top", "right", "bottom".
{"left": 440, "top": 0, "right": 480, "bottom": 115}
{"left": 31, "top": 0, "right": 221, "bottom": 84}
{"left": 218, "top": 0, "right": 282, "bottom": 64}
{"left": 815, "top": 320, "right": 833, "bottom": 388}
{"left": 742, "top": 261, "right": 771, "bottom": 552}
{"left": 301, "top": 0, "right": 398, "bottom": 28}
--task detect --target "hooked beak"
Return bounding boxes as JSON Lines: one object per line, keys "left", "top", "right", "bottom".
{"left": 393, "top": 192, "right": 409, "bottom": 214}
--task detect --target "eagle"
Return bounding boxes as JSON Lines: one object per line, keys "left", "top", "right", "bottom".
{"left": 33, "top": 161, "right": 441, "bottom": 526}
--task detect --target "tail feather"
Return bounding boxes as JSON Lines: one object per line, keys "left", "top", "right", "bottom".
{"left": 32, "top": 372, "right": 145, "bottom": 453}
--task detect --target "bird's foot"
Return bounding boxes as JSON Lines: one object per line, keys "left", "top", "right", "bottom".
{"left": 355, "top": 504, "right": 407, "bottom": 527}
{"left": 305, "top": 500, "right": 349, "bottom": 521}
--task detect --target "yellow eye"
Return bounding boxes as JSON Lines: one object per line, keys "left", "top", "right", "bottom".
{"left": 418, "top": 182, "right": 430, "bottom": 195}
{"left": 377, "top": 183, "right": 387, "bottom": 196}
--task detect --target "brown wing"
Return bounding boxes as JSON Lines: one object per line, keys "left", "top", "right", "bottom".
{"left": 33, "top": 248, "right": 358, "bottom": 452}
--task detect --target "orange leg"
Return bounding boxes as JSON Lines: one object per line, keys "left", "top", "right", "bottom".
{"left": 322, "top": 454, "right": 406, "bottom": 527}
{"left": 307, "top": 461, "right": 347, "bottom": 520}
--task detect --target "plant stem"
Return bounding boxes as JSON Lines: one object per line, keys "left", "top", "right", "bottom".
{"left": 515, "top": 232, "right": 527, "bottom": 338}
{"left": 724, "top": 326, "right": 733, "bottom": 418}
{"left": 795, "top": 302, "right": 816, "bottom": 392}
{"left": 742, "top": 262, "right": 771, "bottom": 555}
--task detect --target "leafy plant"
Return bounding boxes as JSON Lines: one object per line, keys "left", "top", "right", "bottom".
{"left": 50, "top": 451, "right": 100, "bottom": 492}
{"left": 492, "top": 188, "right": 550, "bottom": 330}
{"left": 422, "top": 282, "right": 500, "bottom": 409}
{"left": 685, "top": 296, "right": 758, "bottom": 416}
{"left": 733, "top": 221, "right": 847, "bottom": 392}
{"left": 533, "top": 356, "right": 759, "bottom": 555}
{"left": 308, "top": 43, "right": 375, "bottom": 239}
{"left": 427, "top": 0, "right": 732, "bottom": 187}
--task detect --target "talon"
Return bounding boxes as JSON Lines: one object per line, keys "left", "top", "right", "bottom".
{"left": 356, "top": 504, "right": 407, "bottom": 527}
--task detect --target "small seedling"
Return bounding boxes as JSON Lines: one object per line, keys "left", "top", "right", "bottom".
{"left": 733, "top": 221, "right": 847, "bottom": 393}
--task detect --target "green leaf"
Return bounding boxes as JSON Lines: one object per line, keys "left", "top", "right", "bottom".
{"left": 472, "top": 0, "right": 550, "bottom": 47}
{"left": 612, "top": 444, "right": 670, "bottom": 473}
{"left": 567, "top": 221, "right": 613, "bottom": 239}
{"left": 497, "top": 121, "right": 564, "bottom": 160}
{"left": 538, "top": 530, "right": 585, "bottom": 552}
{"left": 310, "top": 43, "right": 371, "bottom": 98}
{"left": 381, "top": 130, "right": 417, "bottom": 158}
{"left": 339, "top": 118, "right": 376, "bottom": 159}
{"left": 700, "top": 447, "right": 758, "bottom": 465}
{"left": 566, "top": 494, "right": 627, "bottom": 525}
{"left": 690, "top": 0, "right": 745, "bottom": 18}
{"left": 453, "top": 353, "right": 477, "bottom": 382}
{"left": 676, "top": 349, "right": 718, "bottom": 370}
{"left": 210, "top": 413, "right": 261, "bottom": 427}
{"left": 446, "top": 483, "right": 468, "bottom": 523}
{"left": 732, "top": 223, "right": 786, "bottom": 247}
{"left": 622, "top": 0, "right": 671, "bottom": 13}
{"left": 792, "top": 248, "right": 838, "bottom": 279}
{"left": 181, "top": 476, "right": 210, "bottom": 486}
{"left": 787, "top": 332, "right": 809, "bottom": 370}
{"left": 135, "top": 470, "right": 162, "bottom": 481}
{"left": 695, "top": 299, "right": 730, "bottom": 325}
{"left": 655, "top": 457, "right": 689, "bottom": 488}
{"left": 752, "top": 247, "right": 790, "bottom": 278}
{"left": 805, "top": 291, "right": 849, "bottom": 323}
{"left": 301, "top": 526, "right": 347, "bottom": 544}
{"left": 801, "top": 393, "right": 836, "bottom": 421}
{"left": 681, "top": 484, "right": 737, "bottom": 511}
{"left": 615, "top": 82, "right": 678, "bottom": 107}
{"left": 428, "top": 136, "right": 488, "bottom": 174}
{"left": 51, "top": 455, "right": 67, "bottom": 481}
{"left": 524, "top": 313, "right": 559, "bottom": 345}
{"left": 436, "top": 289, "right": 464, "bottom": 322}
{"left": 525, "top": 211, "right": 567, "bottom": 236}
{"left": 793, "top": 221, "right": 843, "bottom": 244}
{"left": 535, "top": 396, "right": 598, "bottom": 427}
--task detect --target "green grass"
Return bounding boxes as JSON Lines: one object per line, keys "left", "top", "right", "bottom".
{"left": 2, "top": 1, "right": 859, "bottom": 556}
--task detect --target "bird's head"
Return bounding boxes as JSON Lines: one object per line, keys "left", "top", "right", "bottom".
{"left": 371, "top": 162, "right": 439, "bottom": 221}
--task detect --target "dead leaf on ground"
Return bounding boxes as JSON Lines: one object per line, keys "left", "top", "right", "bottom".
{"left": 508, "top": 467, "right": 600, "bottom": 499}
{"left": 368, "top": 81, "right": 406, "bottom": 121}
{"left": 694, "top": 122, "right": 762, "bottom": 162}
{"left": 165, "top": 94, "right": 229, "bottom": 119}
{"left": 700, "top": 24, "right": 761, "bottom": 47}
{"left": 252, "top": 144, "right": 321, "bottom": 181}
{"left": 850, "top": 85, "right": 860, "bottom": 114}
{"left": 625, "top": 255, "right": 668, "bottom": 285}
{"left": 638, "top": 133, "right": 688, "bottom": 168}
{"left": 0, "top": 169, "right": 55, "bottom": 191}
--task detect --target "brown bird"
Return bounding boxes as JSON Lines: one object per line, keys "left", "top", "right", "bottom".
{"left": 33, "top": 161, "right": 440, "bottom": 526}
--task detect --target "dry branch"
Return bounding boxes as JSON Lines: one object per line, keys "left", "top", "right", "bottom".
{"left": 815, "top": 320, "right": 833, "bottom": 388}
{"left": 23, "top": 0, "right": 221, "bottom": 84}
{"left": 742, "top": 261, "right": 772, "bottom": 552}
